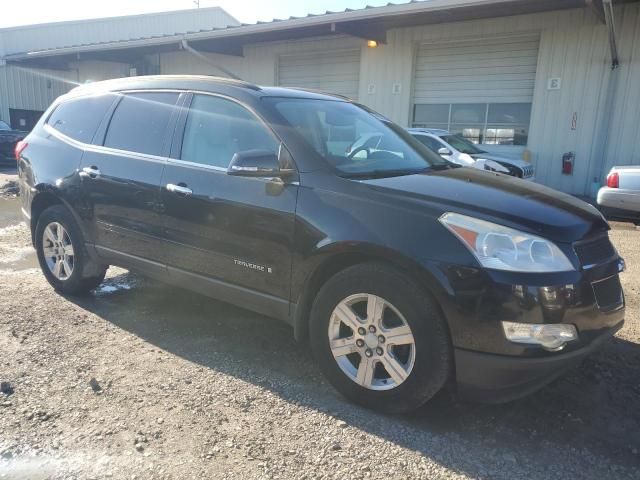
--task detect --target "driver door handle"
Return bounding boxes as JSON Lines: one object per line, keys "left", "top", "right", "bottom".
{"left": 166, "top": 183, "right": 193, "bottom": 196}
{"left": 79, "top": 166, "right": 101, "bottom": 179}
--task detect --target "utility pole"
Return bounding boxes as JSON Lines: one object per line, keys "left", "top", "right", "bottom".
{"left": 193, "top": 0, "right": 200, "bottom": 7}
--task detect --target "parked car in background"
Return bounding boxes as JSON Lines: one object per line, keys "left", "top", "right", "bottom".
{"left": 408, "top": 128, "right": 535, "bottom": 180}
{"left": 598, "top": 166, "right": 640, "bottom": 224}
{"left": 17, "top": 76, "right": 624, "bottom": 413}
{"left": 0, "top": 120, "right": 28, "bottom": 164}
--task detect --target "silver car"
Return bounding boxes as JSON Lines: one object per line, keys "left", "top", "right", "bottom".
{"left": 597, "top": 166, "right": 640, "bottom": 223}
{"left": 408, "top": 128, "right": 535, "bottom": 181}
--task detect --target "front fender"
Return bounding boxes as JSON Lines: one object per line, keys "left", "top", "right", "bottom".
{"left": 290, "top": 237, "right": 458, "bottom": 344}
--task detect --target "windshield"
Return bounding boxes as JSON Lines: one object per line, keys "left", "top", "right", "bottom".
{"left": 267, "top": 98, "right": 448, "bottom": 178}
{"left": 441, "top": 134, "right": 486, "bottom": 155}
{"left": 0, "top": 121, "right": 10, "bottom": 131}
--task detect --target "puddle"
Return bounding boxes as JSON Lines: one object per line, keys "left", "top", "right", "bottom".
{"left": 0, "top": 197, "right": 38, "bottom": 270}
{"left": 95, "top": 272, "right": 138, "bottom": 295}
{"left": 2, "top": 251, "right": 39, "bottom": 271}
{"left": 0, "top": 196, "right": 22, "bottom": 227}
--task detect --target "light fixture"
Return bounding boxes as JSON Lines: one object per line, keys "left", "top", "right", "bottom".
{"left": 502, "top": 322, "right": 578, "bottom": 351}
{"left": 367, "top": 40, "right": 378, "bottom": 48}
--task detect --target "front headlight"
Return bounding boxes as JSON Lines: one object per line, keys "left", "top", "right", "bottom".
{"left": 439, "top": 212, "right": 575, "bottom": 273}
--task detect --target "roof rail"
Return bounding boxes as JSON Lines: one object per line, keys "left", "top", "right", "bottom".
{"left": 67, "top": 75, "right": 263, "bottom": 96}
{"left": 200, "top": 75, "right": 261, "bottom": 91}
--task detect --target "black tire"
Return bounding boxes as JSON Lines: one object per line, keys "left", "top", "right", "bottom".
{"left": 35, "top": 204, "right": 107, "bottom": 295}
{"left": 309, "top": 262, "right": 451, "bottom": 413}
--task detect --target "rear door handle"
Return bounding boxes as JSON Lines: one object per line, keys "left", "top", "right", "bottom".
{"left": 166, "top": 183, "right": 193, "bottom": 196}
{"left": 79, "top": 166, "right": 101, "bottom": 179}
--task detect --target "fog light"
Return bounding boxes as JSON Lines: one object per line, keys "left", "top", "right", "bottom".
{"left": 502, "top": 322, "right": 578, "bottom": 351}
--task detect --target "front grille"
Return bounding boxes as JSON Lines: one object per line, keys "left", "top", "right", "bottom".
{"left": 592, "top": 275, "right": 623, "bottom": 311}
{"left": 574, "top": 235, "right": 617, "bottom": 267}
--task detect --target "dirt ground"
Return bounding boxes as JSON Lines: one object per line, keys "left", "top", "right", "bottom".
{"left": 1, "top": 166, "right": 639, "bottom": 480}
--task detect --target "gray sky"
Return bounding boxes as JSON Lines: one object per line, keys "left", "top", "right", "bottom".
{"left": 0, "top": 0, "right": 396, "bottom": 28}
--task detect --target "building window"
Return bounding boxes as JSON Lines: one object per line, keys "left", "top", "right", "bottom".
{"left": 413, "top": 103, "right": 532, "bottom": 146}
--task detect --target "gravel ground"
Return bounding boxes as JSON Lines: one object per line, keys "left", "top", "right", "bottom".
{"left": 1, "top": 168, "right": 639, "bottom": 480}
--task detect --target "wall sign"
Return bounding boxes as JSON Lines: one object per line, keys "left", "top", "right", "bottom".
{"left": 547, "top": 78, "right": 562, "bottom": 90}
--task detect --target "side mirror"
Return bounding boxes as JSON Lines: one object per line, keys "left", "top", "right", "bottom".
{"left": 227, "top": 149, "right": 294, "bottom": 177}
{"left": 437, "top": 147, "right": 453, "bottom": 156}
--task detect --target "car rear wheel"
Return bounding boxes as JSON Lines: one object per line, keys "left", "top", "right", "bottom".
{"left": 310, "top": 262, "right": 451, "bottom": 413}
{"left": 35, "top": 205, "right": 107, "bottom": 295}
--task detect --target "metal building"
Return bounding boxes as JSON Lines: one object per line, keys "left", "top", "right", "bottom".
{"left": 0, "top": 7, "right": 239, "bottom": 129}
{"left": 2, "top": 0, "right": 639, "bottom": 197}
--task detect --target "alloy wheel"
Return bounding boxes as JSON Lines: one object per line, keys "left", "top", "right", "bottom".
{"left": 328, "top": 293, "right": 416, "bottom": 390}
{"left": 42, "top": 222, "right": 75, "bottom": 281}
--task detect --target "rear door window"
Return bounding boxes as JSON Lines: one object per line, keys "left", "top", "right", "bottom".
{"left": 104, "top": 92, "right": 179, "bottom": 156}
{"left": 47, "top": 94, "right": 116, "bottom": 144}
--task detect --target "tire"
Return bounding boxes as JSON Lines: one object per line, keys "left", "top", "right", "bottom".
{"left": 35, "top": 204, "right": 107, "bottom": 295}
{"left": 309, "top": 262, "right": 451, "bottom": 413}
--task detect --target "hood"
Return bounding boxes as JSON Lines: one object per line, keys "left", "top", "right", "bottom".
{"left": 471, "top": 153, "right": 530, "bottom": 168}
{"left": 361, "top": 167, "right": 608, "bottom": 243}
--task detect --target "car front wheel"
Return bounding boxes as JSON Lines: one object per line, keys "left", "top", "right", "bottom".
{"left": 310, "top": 262, "right": 451, "bottom": 413}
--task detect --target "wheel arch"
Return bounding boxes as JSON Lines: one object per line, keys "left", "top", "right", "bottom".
{"left": 29, "top": 185, "right": 87, "bottom": 247}
{"left": 292, "top": 242, "right": 453, "bottom": 346}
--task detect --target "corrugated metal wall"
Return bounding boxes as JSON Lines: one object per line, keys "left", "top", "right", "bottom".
{"left": 4, "top": 4, "right": 639, "bottom": 196}
{"left": 158, "top": 50, "right": 244, "bottom": 79}
{"left": 602, "top": 4, "right": 640, "bottom": 175}
{"left": 72, "top": 61, "right": 130, "bottom": 84}
{"left": 277, "top": 49, "right": 361, "bottom": 100}
{"left": 0, "top": 65, "right": 76, "bottom": 125}
{"left": 242, "top": 5, "right": 640, "bottom": 196}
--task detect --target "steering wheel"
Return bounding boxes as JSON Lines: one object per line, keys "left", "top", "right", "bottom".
{"left": 347, "top": 145, "right": 370, "bottom": 160}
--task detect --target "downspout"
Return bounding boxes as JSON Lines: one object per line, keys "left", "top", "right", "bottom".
{"left": 603, "top": 0, "right": 620, "bottom": 69}
{"left": 180, "top": 39, "right": 241, "bottom": 80}
{"left": 586, "top": 0, "right": 621, "bottom": 196}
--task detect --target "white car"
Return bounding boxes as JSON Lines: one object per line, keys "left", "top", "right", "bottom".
{"left": 408, "top": 128, "right": 535, "bottom": 181}
{"left": 597, "top": 166, "right": 640, "bottom": 223}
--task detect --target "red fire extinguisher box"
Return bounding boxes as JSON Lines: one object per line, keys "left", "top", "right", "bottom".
{"left": 562, "top": 152, "right": 575, "bottom": 175}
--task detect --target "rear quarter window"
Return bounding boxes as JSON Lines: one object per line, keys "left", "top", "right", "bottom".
{"left": 47, "top": 94, "right": 116, "bottom": 143}
{"left": 104, "top": 92, "right": 179, "bottom": 156}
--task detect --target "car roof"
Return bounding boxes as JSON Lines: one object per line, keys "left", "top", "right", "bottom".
{"left": 65, "top": 75, "right": 351, "bottom": 102}
{"left": 407, "top": 128, "right": 450, "bottom": 136}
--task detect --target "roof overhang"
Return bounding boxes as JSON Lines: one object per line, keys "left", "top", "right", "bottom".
{"left": 4, "top": 0, "right": 638, "bottom": 69}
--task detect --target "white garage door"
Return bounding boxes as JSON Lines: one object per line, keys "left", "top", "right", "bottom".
{"left": 412, "top": 34, "right": 540, "bottom": 146}
{"left": 414, "top": 34, "right": 540, "bottom": 104}
{"left": 278, "top": 50, "right": 361, "bottom": 100}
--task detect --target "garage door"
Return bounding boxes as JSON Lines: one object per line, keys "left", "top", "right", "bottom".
{"left": 412, "top": 34, "right": 540, "bottom": 145}
{"left": 414, "top": 34, "right": 539, "bottom": 104}
{"left": 278, "top": 50, "right": 361, "bottom": 100}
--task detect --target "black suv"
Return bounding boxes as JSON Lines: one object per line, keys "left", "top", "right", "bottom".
{"left": 17, "top": 76, "right": 625, "bottom": 412}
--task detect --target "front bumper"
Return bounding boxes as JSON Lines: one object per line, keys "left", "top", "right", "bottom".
{"left": 454, "top": 321, "right": 622, "bottom": 403}
{"left": 430, "top": 253, "right": 625, "bottom": 402}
